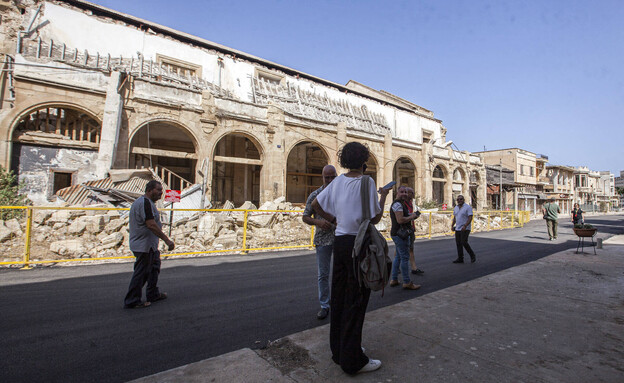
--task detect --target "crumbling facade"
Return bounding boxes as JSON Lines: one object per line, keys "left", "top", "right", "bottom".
{"left": 0, "top": 0, "right": 486, "bottom": 208}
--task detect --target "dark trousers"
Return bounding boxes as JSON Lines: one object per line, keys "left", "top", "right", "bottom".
{"left": 330, "top": 235, "right": 370, "bottom": 374}
{"left": 124, "top": 249, "right": 161, "bottom": 307}
{"left": 454, "top": 230, "right": 476, "bottom": 261}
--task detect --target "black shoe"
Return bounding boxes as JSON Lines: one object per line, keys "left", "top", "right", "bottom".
{"left": 411, "top": 269, "right": 424, "bottom": 275}
{"left": 317, "top": 307, "right": 329, "bottom": 320}
{"left": 452, "top": 259, "right": 464, "bottom": 264}
{"left": 470, "top": 257, "right": 476, "bottom": 263}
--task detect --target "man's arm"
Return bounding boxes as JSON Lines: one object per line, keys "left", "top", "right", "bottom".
{"left": 311, "top": 198, "right": 335, "bottom": 224}
{"left": 462, "top": 215, "right": 473, "bottom": 231}
{"left": 394, "top": 206, "right": 417, "bottom": 225}
{"left": 303, "top": 192, "right": 333, "bottom": 231}
{"left": 451, "top": 215, "right": 456, "bottom": 230}
{"left": 145, "top": 219, "right": 175, "bottom": 250}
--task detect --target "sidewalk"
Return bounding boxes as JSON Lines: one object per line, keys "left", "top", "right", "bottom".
{"left": 131, "top": 236, "right": 624, "bottom": 383}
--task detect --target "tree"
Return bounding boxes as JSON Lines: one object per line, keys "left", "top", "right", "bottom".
{"left": 0, "top": 165, "right": 31, "bottom": 220}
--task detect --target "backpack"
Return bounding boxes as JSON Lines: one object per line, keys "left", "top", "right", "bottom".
{"left": 352, "top": 175, "right": 392, "bottom": 294}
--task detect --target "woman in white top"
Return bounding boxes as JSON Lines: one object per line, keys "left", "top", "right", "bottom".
{"left": 312, "top": 142, "right": 389, "bottom": 374}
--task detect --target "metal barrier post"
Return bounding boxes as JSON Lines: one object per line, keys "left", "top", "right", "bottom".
{"left": 21, "top": 207, "right": 33, "bottom": 270}
{"left": 240, "top": 210, "right": 249, "bottom": 254}
{"left": 309, "top": 225, "right": 315, "bottom": 250}
{"left": 499, "top": 211, "right": 503, "bottom": 230}
{"left": 428, "top": 212, "right": 432, "bottom": 239}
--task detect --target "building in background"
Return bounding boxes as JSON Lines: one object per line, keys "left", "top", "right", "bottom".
{"left": 0, "top": 0, "right": 486, "bottom": 208}
{"left": 484, "top": 164, "right": 516, "bottom": 210}
{"left": 545, "top": 164, "right": 575, "bottom": 214}
{"left": 475, "top": 148, "right": 540, "bottom": 214}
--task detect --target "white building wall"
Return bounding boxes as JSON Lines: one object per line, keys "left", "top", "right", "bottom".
{"left": 39, "top": 1, "right": 445, "bottom": 145}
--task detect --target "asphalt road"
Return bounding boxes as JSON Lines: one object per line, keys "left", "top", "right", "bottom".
{"left": 1, "top": 214, "right": 622, "bottom": 383}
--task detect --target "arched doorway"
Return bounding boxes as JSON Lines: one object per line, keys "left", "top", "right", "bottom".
{"left": 10, "top": 105, "right": 101, "bottom": 203}
{"left": 470, "top": 170, "right": 480, "bottom": 209}
{"left": 452, "top": 168, "right": 466, "bottom": 206}
{"left": 393, "top": 157, "right": 416, "bottom": 196}
{"left": 212, "top": 133, "right": 262, "bottom": 206}
{"left": 364, "top": 154, "right": 379, "bottom": 186}
{"left": 129, "top": 121, "right": 197, "bottom": 191}
{"left": 432, "top": 165, "right": 446, "bottom": 206}
{"left": 286, "top": 141, "right": 329, "bottom": 204}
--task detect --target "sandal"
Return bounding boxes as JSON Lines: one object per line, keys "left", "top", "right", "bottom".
{"left": 124, "top": 301, "right": 151, "bottom": 309}
{"left": 149, "top": 292, "right": 168, "bottom": 303}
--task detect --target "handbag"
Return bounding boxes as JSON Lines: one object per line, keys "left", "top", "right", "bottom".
{"left": 396, "top": 224, "right": 413, "bottom": 240}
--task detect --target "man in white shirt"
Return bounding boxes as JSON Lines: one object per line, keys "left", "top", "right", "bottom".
{"left": 451, "top": 195, "right": 477, "bottom": 263}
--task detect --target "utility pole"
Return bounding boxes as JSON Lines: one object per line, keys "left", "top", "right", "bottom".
{"left": 499, "top": 158, "right": 503, "bottom": 210}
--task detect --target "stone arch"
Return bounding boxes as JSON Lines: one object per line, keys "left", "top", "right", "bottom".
{"left": 469, "top": 170, "right": 480, "bottom": 209}
{"left": 432, "top": 164, "right": 447, "bottom": 206}
{"left": 9, "top": 104, "right": 103, "bottom": 203}
{"left": 364, "top": 152, "right": 379, "bottom": 186}
{"left": 211, "top": 132, "right": 264, "bottom": 207}
{"left": 393, "top": 156, "right": 417, "bottom": 197}
{"left": 452, "top": 167, "right": 466, "bottom": 206}
{"left": 286, "top": 140, "right": 330, "bottom": 204}
{"left": 129, "top": 120, "right": 198, "bottom": 191}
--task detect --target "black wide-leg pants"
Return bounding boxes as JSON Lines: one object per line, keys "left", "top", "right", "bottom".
{"left": 330, "top": 235, "right": 370, "bottom": 374}
{"left": 124, "top": 248, "right": 161, "bottom": 307}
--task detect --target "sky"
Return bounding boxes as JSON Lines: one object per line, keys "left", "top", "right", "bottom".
{"left": 90, "top": 0, "right": 623, "bottom": 175}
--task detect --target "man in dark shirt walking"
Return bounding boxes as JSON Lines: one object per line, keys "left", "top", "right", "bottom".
{"left": 124, "top": 180, "right": 175, "bottom": 308}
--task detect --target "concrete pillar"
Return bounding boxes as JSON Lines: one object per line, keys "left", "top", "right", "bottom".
{"left": 335, "top": 122, "right": 347, "bottom": 169}
{"left": 382, "top": 132, "right": 393, "bottom": 208}
{"left": 261, "top": 105, "right": 286, "bottom": 204}
{"left": 422, "top": 143, "right": 433, "bottom": 201}
{"left": 94, "top": 71, "right": 123, "bottom": 177}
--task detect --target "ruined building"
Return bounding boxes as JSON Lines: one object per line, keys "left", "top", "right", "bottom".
{"left": 0, "top": 0, "right": 486, "bottom": 208}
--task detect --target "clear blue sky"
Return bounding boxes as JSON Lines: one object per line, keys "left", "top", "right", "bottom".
{"left": 91, "top": 0, "right": 623, "bottom": 175}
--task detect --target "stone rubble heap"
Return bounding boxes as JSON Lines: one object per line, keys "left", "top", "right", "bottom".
{"left": 0, "top": 198, "right": 517, "bottom": 264}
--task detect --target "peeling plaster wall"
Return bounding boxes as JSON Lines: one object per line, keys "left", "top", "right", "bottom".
{"left": 11, "top": 143, "right": 99, "bottom": 204}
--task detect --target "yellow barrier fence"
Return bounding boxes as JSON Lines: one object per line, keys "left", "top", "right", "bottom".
{"left": 0, "top": 206, "right": 530, "bottom": 269}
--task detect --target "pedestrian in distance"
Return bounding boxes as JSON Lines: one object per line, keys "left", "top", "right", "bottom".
{"left": 451, "top": 195, "right": 477, "bottom": 263}
{"left": 406, "top": 187, "right": 424, "bottom": 275}
{"left": 124, "top": 180, "right": 175, "bottom": 309}
{"left": 389, "top": 186, "right": 422, "bottom": 290}
{"left": 571, "top": 202, "right": 584, "bottom": 226}
{"left": 542, "top": 197, "right": 561, "bottom": 240}
{"left": 312, "top": 141, "right": 389, "bottom": 375}
{"left": 302, "top": 164, "right": 338, "bottom": 320}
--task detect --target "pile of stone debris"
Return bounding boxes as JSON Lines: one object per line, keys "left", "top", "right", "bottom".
{"left": 0, "top": 198, "right": 514, "bottom": 265}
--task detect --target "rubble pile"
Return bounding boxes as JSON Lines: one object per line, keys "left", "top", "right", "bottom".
{"left": 0, "top": 199, "right": 520, "bottom": 264}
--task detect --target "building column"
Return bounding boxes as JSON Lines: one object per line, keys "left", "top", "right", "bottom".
{"left": 94, "top": 71, "right": 124, "bottom": 178}
{"left": 382, "top": 132, "right": 393, "bottom": 209}
{"left": 261, "top": 105, "right": 286, "bottom": 204}
{"left": 335, "top": 122, "right": 347, "bottom": 169}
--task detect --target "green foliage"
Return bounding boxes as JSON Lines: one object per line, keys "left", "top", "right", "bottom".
{"left": 414, "top": 195, "right": 439, "bottom": 210}
{"left": 0, "top": 165, "right": 31, "bottom": 220}
{"left": 616, "top": 187, "right": 624, "bottom": 196}
{"left": 574, "top": 223, "right": 594, "bottom": 229}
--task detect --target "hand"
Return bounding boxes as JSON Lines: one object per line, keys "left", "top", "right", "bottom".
{"left": 378, "top": 187, "right": 389, "bottom": 197}
{"left": 318, "top": 219, "right": 333, "bottom": 231}
{"left": 166, "top": 239, "right": 175, "bottom": 251}
{"left": 461, "top": 225, "right": 467, "bottom": 231}
{"left": 451, "top": 225, "right": 455, "bottom": 231}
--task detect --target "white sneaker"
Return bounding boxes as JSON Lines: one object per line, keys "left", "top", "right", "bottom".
{"left": 358, "top": 358, "right": 382, "bottom": 373}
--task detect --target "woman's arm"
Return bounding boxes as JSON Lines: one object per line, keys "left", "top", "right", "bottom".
{"left": 371, "top": 188, "right": 389, "bottom": 224}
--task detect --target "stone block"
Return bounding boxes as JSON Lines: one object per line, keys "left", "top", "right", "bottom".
{"left": 5, "top": 218, "right": 23, "bottom": 236}
{"left": 84, "top": 216, "right": 106, "bottom": 234}
{"left": 0, "top": 227, "right": 13, "bottom": 242}
{"left": 99, "top": 232, "right": 123, "bottom": 249}
{"left": 34, "top": 210, "right": 53, "bottom": 225}
{"left": 104, "top": 218, "right": 126, "bottom": 234}
{"left": 48, "top": 210, "right": 86, "bottom": 225}
{"left": 50, "top": 239, "right": 87, "bottom": 257}
{"left": 67, "top": 219, "right": 87, "bottom": 234}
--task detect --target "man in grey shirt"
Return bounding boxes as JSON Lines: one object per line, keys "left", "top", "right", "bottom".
{"left": 124, "top": 180, "right": 175, "bottom": 308}
{"left": 303, "top": 165, "right": 337, "bottom": 320}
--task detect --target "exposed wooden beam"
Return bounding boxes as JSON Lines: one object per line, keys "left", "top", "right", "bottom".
{"left": 214, "top": 155, "right": 262, "bottom": 166}
{"left": 132, "top": 146, "right": 197, "bottom": 159}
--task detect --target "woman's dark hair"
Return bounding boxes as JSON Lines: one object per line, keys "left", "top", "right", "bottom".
{"left": 338, "top": 142, "right": 369, "bottom": 170}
